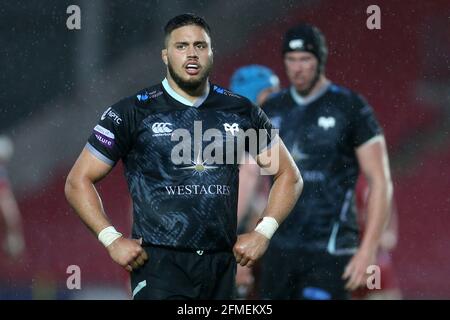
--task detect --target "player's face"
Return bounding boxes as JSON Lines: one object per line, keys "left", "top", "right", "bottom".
{"left": 284, "top": 51, "right": 319, "bottom": 93}
{"left": 162, "top": 25, "right": 213, "bottom": 91}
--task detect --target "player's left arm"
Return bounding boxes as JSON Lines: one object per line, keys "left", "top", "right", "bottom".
{"left": 343, "top": 135, "right": 393, "bottom": 290}
{"left": 233, "top": 138, "right": 303, "bottom": 267}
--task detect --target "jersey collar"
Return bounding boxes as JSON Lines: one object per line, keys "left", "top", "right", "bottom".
{"left": 290, "top": 80, "right": 331, "bottom": 107}
{"left": 162, "top": 78, "right": 210, "bottom": 108}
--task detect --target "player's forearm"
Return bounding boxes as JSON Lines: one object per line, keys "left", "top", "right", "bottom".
{"left": 64, "top": 175, "right": 111, "bottom": 236}
{"left": 360, "top": 177, "right": 393, "bottom": 253}
{"left": 263, "top": 167, "right": 303, "bottom": 225}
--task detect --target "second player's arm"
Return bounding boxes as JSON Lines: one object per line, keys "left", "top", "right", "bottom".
{"left": 233, "top": 138, "right": 303, "bottom": 267}
{"left": 343, "top": 136, "right": 393, "bottom": 289}
{"left": 357, "top": 137, "right": 393, "bottom": 254}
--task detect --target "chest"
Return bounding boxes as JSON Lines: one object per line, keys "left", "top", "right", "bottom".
{"left": 270, "top": 106, "right": 351, "bottom": 159}
{"left": 133, "top": 109, "right": 252, "bottom": 165}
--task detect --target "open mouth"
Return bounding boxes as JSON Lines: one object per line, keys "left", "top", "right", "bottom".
{"left": 185, "top": 62, "right": 200, "bottom": 75}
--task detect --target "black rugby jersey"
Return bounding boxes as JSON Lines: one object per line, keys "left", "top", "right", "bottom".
{"left": 87, "top": 79, "right": 275, "bottom": 252}
{"left": 263, "top": 82, "right": 382, "bottom": 254}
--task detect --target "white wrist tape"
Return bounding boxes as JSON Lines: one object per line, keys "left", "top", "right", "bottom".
{"left": 255, "top": 217, "right": 279, "bottom": 240}
{"left": 98, "top": 226, "right": 122, "bottom": 247}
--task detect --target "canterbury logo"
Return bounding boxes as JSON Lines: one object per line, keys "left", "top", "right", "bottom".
{"left": 152, "top": 122, "right": 173, "bottom": 134}
{"left": 223, "top": 123, "right": 239, "bottom": 136}
{"left": 318, "top": 117, "right": 335, "bottom": 130}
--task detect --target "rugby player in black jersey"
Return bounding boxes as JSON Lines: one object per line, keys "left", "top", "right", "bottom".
{"left": 65, "top": 14, "right": 303, "bottom": 300}
{"left": 259, "top": 23, "right": 393, "bottom": 299}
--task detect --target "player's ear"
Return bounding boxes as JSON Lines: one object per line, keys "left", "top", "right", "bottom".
{"left": 161, "top": 49, "right": 168, "bottom": 66}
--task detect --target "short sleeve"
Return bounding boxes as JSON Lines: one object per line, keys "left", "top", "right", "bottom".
{"left": 247, "top": 103, "right": 278, "bottom": 156}
{"left": 350, "top": 94, "right": 383, "bottom": 148}
{"left": 86, "top": 99, "right": 135, "bottom": 166}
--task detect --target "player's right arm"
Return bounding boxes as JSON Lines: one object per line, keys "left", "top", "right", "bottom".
{"left": 65, "top": 147, "right": 147, "bottom": 272}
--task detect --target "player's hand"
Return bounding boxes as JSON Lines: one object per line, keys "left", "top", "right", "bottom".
{"left": 233, "top": 231, "right": 269, "bottom": 268}
{"left": 106, "top": 237, "right": 148, "bottom": 272}
{"left": 342, "top": 247, "right": 377, "bottom": 291}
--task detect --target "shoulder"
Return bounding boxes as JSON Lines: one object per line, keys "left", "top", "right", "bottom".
{"left": 103, "top": 84, "right": 164, "bottom": 118}
{"left": 132, "top": 84, "right": 165, "bottom": 110}
{"left": 327, "top": 83, "right": 372, "bottom": 116}
{"left": 261, "top": 88, "right": 291, "bottom": 116}
{"left": 210, "top": 83, "right": 254, "bottom": 108}
{"left": 264, "top": 88, "right": 290, "bottom": 107}
{"left": 209, "top": 83, "right": 262, "bottom": 120}
{"left": 210, "top": 84, "right": 272, "bottom": 125}
{"left": 328, "top": 84, "right": 368, "bottom": 106}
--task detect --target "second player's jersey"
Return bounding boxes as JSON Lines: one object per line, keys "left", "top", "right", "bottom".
{"left": 87, "top": 79, "right": 275, "bottom": 252}
{"left": 263, "top": 82, "right": 382, "bottom": 254}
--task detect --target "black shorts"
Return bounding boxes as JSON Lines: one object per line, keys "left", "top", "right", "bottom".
{"left": 259, "top": 247, "right": 352, "bottom": 300}
{"left": 131, "top": 245, "right": 236, "bottom": 300}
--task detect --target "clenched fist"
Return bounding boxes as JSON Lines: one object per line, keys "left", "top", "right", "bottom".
{"left": 107, "top": 237, "right": 148, "bottom": 272}
{"left": 233, "top": 231, "right": 269, "bottom": 268}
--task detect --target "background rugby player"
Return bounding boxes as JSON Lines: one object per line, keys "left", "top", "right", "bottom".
{"left": 259, "top": 23, "right": 393, "bottom": 300}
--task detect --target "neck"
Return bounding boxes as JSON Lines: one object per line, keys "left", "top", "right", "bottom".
{"left": 166, "top": 73, "right": 209, "bottom": 103}
{"left": 297, "top": 74, "right": 328, "bottom": 98}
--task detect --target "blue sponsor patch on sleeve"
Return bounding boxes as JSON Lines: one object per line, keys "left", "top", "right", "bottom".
{"left": 137, "top": 94, "right": 149, "bottom": 101}
{"left": 213, "top": 85, "right": 225, "bottom": 94}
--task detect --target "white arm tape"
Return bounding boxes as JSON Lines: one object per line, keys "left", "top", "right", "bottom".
{"left": 255, "top": 217, "right": 279, "bottom": 240}
{"left": 98, "top": 226, "right": 123, "bottom": 247}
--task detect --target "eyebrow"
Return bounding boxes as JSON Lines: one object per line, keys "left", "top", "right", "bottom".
{"left": 174, "top": 41, "right": 208, "bottom": 46}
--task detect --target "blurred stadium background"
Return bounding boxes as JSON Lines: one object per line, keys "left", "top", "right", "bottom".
{"left": 0, "top": 0, "right": 449, "bottom": 299}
